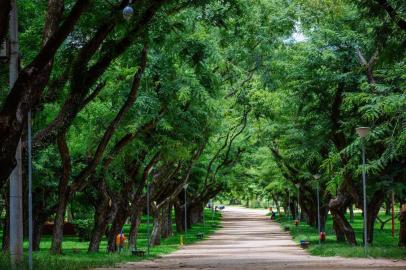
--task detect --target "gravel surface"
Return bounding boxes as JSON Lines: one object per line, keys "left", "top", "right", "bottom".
{"left": 96, "top": 207, "right": 406, "bottom": 270}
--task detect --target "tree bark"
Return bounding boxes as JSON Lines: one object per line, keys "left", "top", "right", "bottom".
{"left": 174, "top": 201, "right": 184, "bottom": 233}
{"left": 366, "top": 190, "right": 385, "bottom": 244}
{"left": 107, "top": 201, "right": 128, "bottom": 252}
{"left": 399, "top": 205, "right": 406, "bottom": 247}
{"left": 329, "top": 193, "right": 357, "bottom": 245}
{"left": 50, "top": 133, "right": 71, "bottom": 254}
{"left": 349, "top": 204, "right": 354, "bottom": 223}
{"left": 161, "top": 202, "right": 172, "bottom": 239}
{"left": 0, "top": 0, "right": 11, "bottom": 44}
{"left": 32, "top": 217, "right": 44, "bottom": 251}
{"left": 1, "top": 191, "right": 9, "bottom": 252}
{"left": 88, "top": 197, "right": 110, "bottom": 253}
{"left": 128, "top": 206, "right": 143, "bottom": 250}
{"left": 0, "top": 0, "right": 91, "bottom": 184}
{"left": 50, "top": 194, "right": 68, "bottom": 254}
{"left": 150, "top": 202, "right": 163, "bottom": 246}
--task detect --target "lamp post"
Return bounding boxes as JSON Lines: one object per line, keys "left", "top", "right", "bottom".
{"left": 288, "top": 190, "right": 290, "bottom": 220}
{"left": 146, "top": 181, "right": 150, "bottom": 256}
{"left": 295, "top": 183, "right": 300, "bottom": 221}
{"left": 184, "top": 184, "right": 188, "bottom": 238}
{"left": 313, "top": 174, "right": 321, "bottom": 245}
{"left": 356, "top": 126, "right": 370, "bottom": 256}
{"left": 9, "top": 1, "right": 24, "bottom": 268}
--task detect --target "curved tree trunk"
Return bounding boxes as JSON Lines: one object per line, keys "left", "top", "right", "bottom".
{"left": 107, "top": 202, "right": 128, "bottom": 253}
{"left": 329, "top": 193, "right": 357, "bottom": 245}
{"left": 88, "top": 201, "right": 110, "bottom": 253}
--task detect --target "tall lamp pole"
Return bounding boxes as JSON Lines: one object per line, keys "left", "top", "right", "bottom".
{"left": 356, "top": 127, "right": 370, "bottom": 256}
{"left": 9, "top": 0, "right": 24, "bottom": 267}
{"left": 313, "top": 174, "right": 321, "bottom": 246}
{"left": 288, "top": 190, "right": 290, "bottom": 220}
{"left": 146, "top": 181, "right": 150, "bottom": 256}
{"left": 295, "top": 183, "right": 300, "bottom": 221}
{"left": 184, "top": 184, "right": 188, "bottom": 237}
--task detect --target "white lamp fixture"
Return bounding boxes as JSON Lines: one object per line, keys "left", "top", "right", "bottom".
{"left": 356, "top": 127, "right": 371, "bottom": 138}
{"left": 295, "top": 183, "right": 300, "bottom": 188}
{"left": 122, "top": 0, "right": 134, "bottom": 21}
{"left": 313, "top": 174, "right": 321, "bottom": 180}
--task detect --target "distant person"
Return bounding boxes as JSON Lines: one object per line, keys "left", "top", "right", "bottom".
{"left": 115, "top": 231, "right": 127, "bottom": 252}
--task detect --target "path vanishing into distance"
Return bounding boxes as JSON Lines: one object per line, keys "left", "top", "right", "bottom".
{"left": 97, "top": 207, "right": 406, "bottom": 270}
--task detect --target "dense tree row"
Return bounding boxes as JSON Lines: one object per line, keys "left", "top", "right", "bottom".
{"left": 0, "top": 0, "right": 405, "bottom": 256}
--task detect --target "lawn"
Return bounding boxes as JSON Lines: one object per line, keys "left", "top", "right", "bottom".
{"left": 0, "top": 209, "right": 221, "bottom": 270}
{"left": 276, "top": 211, "right": 406, "bottom": 259}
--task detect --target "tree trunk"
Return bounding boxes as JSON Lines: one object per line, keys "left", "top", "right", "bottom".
{"left": 365, "top": 190, "right": 385, "bottom": 244}
{"left": 88, "top": 201, "right": 110, "bottom": 253}
{"left": 189, "top": 203, "right": 204, "bottom": 226}
{"left": 349, "top": 204, "right": 354, "bottom": 223}
{"left": 32, "top": 217, "right": 44, "bottom": 251}
{"left": 385, "top": 197, "right": 391, "bottom": 216}
{"left": 329, "top": 193, "right": 357, "bottom": 245}
{"left": 107, "top": 204, "right": 128, "bottom": 253}
{"left": 161, "top": 202, "right": 172, "bottom": 239}
{"left": 174, "top": 202, "right": 184, "bottom": 233}
{"left": 150, "top": 204, "right": 163, "bottom": 247}
{"left": 50, "top": 194, "right": 68, "bottom": 254}
{"left": 399, "top": 205, "right": 406, "bottom": 247}
{"left": 1, "top": 198, "right": 9, "bottom": 252}
{"left": 128, "top": 206, "right": 143, "bottom": 251}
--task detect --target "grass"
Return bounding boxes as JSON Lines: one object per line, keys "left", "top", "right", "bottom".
{"left": 0, "top": 209, "right": 221, "bottom": 270}
{"left": 275, "top": 211, "right": 406, "bottom": 259}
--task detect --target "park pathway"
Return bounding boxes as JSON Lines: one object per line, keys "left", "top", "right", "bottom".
{"left": 97, "top": 207, "right": 406, "bottom": 270}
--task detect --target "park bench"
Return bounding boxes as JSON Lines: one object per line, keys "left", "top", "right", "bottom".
{"left": 300, "top": 240, "right": 310, "bottom": 249}
{"left": 196, "top": 232, "right": 204, "bottom": 239}
{"left": 132, "top": 249, "right": 145, "bottom": 257}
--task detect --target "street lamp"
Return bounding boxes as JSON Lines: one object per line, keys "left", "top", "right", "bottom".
{"left": 184, "top": 184, "right": 188, "bottom": 237}
{"left": 313, "top": 174, "right": 321, "bottom": 245}
{"left": 122, "top": 0, "right": 134, "bottom": 21}
{"left": 295, "top": 183, "right": 300, "bottom": 221}
{"left": 356, "top": 126, "right": 370, "bottom": 256}
{"left": 146, "top": 180, "right": 150, "bottom": 256}
{"left": 287, "top": 189, "right": 290, "bottom": 220}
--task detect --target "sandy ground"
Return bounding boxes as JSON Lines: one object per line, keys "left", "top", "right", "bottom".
{"left": 96, "top": 207, "right": 406, "bottom": 270}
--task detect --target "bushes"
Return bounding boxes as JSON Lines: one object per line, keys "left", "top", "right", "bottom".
{"left": 72, "top": 219, "right": 93, "bottom": 241}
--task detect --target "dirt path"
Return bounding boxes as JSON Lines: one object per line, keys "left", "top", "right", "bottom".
{"left": 97, "top": 207, "right": 406, "bottom": 270}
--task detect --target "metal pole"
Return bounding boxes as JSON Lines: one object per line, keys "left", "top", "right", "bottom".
{"left": 146, "top": 182, "right": 150, "bottom": 256}
{"left": 211, "top": 199, "right": 214, "bottom": 224}
{"left": 9, "top": 0, "right": 24, "bottom": 267}
{"left": 288, "top": 191, "right": 290, "bottom": 220}
{"left": 28, "top": 111, "right": 33, "bottom": 270}
{"left": 297, "top": 188, "right": 300, "bottom": 221}
{"left": 317, "top": 181, "right": 321, "bottom": 246}
{"left": 391, "top": 191, "right": 395, "bottom": 238}
{"left": 361, "top": 138, "right": 368, "bottom": 256}
{"left": 184, "top": 187, "right": 187, "bottom": 237}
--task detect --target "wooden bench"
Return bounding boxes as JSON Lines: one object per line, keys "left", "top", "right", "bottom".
{"left": 132, "top": 249, "right": 145, "bottom": 257}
